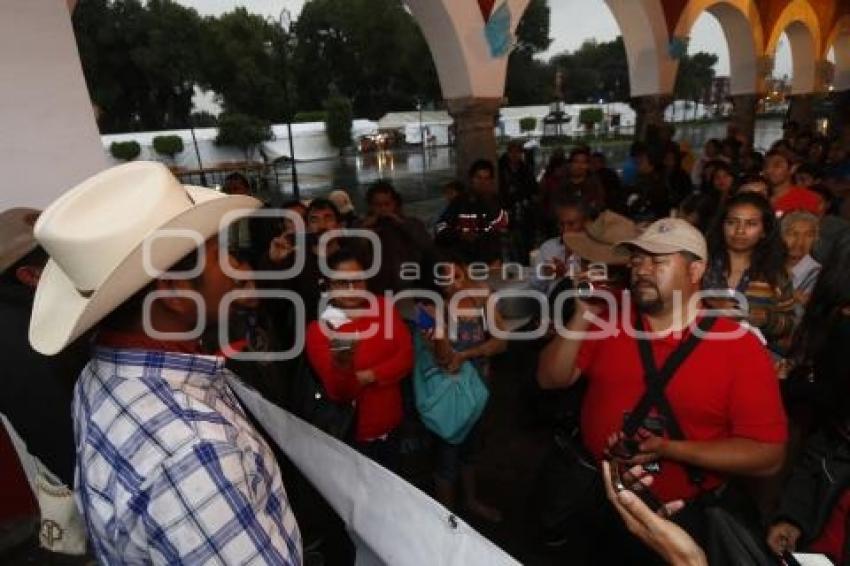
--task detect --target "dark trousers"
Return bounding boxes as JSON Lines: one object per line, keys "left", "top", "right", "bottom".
{"left": 354, "top": 432, "right": 401, "bottom": 474}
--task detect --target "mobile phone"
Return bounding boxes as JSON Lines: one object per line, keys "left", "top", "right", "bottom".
{"left": 610, "top": 462, "right": 665, "bottom": 514}
{"left": 611, "top": 462, "right": 628, "bottom": 492}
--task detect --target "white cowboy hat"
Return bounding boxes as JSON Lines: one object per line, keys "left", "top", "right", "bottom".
{"left": 29, "top": 162, "right": 260, "bottom": 355}
{"left": 563, "top": 210, "right": 640, "bottom": 266}
{"left": 0, "top": 207, "right": 40, "bottom": 274}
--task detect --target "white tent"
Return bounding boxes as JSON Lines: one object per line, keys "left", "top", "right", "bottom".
{"left": 101, "top": 120, "right": 380, "bottom": 168}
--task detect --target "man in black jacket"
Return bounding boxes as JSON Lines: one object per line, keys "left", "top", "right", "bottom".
{"left": 0, "top": 208, "right": 87, "bottom": 486}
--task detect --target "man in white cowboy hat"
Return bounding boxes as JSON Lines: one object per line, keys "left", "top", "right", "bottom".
{"left": 29, "top": 162, "right": 302, "bottom": 564}
{"left": 531, "top": 206, "right": 638, "bottom": 296}
{"left": 537, "top": 217, "right": 786, "bottom": 562}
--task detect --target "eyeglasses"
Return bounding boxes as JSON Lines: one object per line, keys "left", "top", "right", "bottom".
{"left": 329, "top": 279, "right": 366, "bottom": 289}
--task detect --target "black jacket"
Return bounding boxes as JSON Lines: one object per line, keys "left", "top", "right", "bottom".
{"left": 0, "top": 283, "right": 88, "bottom": 485}
{"left": 774, "top": 426, "right": 850, "bottom": 564}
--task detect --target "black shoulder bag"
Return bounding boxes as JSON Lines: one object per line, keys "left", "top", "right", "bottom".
{"left": 628, "top": 315, "right": 776, "bottom": 566}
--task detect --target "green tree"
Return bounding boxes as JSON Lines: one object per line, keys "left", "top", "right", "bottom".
{"left": 674, "top": 52, "right": 719, "bottom": 101}
{"left": 215, "top": 113, "right": 273, "bottom": 161}
{"left": 292, "top": 0, "right": 440, "bottom": 119}
{"left": 198, "top": 9, "right": 289, "bottom": 121}
{"left": 73, "top": 0, "right": 204, "bottom": 133}
{"left": 550, "top": 38, "right": 630, "bottom": 104}
{"left": 519, "top": 117, "right": 537, "bottom": 133}
{"left": 324, "top": 92, "right": 354, "bottom": 154}
{"left": 505, "top": 0, "right": 553, "bottom": 105}
{"left": 579, "top": 107, "right": 604, "bottom": 131}
{"left": 110, "top": 140, "right": 141, "bottom": 161}
{"left": 152, "top": 135, "right": 184, "bottom": 160}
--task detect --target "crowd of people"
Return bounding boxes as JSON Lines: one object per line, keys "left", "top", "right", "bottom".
{"left": 2, "top": 120, "right": 850, "bottom": 565}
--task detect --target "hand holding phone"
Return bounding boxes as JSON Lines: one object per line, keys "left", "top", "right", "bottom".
{"left": 602, "top": 462, "right": 705, "bottom": 565}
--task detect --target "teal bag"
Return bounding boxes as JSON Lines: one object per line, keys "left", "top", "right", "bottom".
{"left": 412, "top": 332, "right": 489, "bottom": 445}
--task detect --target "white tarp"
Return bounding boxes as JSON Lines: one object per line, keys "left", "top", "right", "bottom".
{"left": 227, "top": 377, "right": 520, "bottom": 566}
{"left": 0, "top": 0, "right": 108, "bottom": 211}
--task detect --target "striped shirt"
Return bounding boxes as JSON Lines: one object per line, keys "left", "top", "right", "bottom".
{"left": 72, "top": 347, "right": 301, "bottom": 565}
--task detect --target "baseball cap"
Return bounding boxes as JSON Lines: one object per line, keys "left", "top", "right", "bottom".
{"left": 613, "top": 217, "right": 707, "bottom": 260}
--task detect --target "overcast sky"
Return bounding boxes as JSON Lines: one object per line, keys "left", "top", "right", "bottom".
{"left": 175, "top": 0, "right": 796, "bottom": 77}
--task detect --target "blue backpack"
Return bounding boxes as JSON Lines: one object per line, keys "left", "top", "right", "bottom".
{"left": 412, "top": 333, "right": 489, "bottom": 445}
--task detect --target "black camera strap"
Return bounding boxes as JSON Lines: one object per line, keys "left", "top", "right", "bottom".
{"left": 623, "top": 314, "right": 717, "bottom": 486}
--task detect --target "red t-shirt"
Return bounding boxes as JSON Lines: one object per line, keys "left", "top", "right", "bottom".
{"left": 773, "top": 186, "right": 824, "bottom": 217}
{"left": 305, "top": 296, "right": 413, "bottom": 442}
{"left": 576, "top": 311, "right": 787, "bottom": 502}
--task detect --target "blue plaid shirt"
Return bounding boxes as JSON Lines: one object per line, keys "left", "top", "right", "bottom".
{"left": 72, "top": 347, "right": 302, "bottom": 565}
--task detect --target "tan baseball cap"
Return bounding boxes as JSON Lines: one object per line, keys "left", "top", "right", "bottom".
{"left": 613, "top": 217, "right": 707, "bottom": 260}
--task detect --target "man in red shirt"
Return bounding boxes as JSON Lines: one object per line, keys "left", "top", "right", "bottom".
{"left": 538, "top": 218, "right": 787, "bottom": 561}
{"left": 764, "top": 150, "right": 824, "bottom": 216}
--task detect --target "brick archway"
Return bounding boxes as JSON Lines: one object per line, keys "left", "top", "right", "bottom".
{"left": 674, "top": 0, "right": 765, "bottom": 95}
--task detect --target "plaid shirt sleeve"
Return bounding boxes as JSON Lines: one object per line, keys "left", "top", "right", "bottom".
{"left": 135, "top": 440, "right": 302, "bottom": 565}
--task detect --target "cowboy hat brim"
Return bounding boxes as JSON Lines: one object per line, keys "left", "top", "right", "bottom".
{"left": 29, "top": 187, "right": 260, "bottom": 356}
{"left": 563, "top": 233, "right": 630, "bottom": 266}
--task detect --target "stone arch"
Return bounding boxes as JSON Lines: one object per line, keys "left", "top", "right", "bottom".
{"left": 826, "top": 15, "right": 850, "bottom": 90}
{"left": 403, "top": 0, "right": 531, "bottom": 99}
{"left": 765, "top": 0, "right": 822, "bottom": 94}
{"left": 604, "top": 0, "right": 675, "bottom": 96}
{"left": 673, "top": 0, "right": 765, "bottom": 95}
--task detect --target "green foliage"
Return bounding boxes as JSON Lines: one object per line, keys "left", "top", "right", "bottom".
{"left": 215, "top": 113, "right": 273, "bottom": 160}
{"left": 674, "top": 52, "right": 719, "bottom": 101}
{"left": 152, "top": 135, "right": 184, "bottom": 158}
{"left": 73, "top": 0, "right": 204, "bottom": 133}
{"left": 519, "top": 117, "right": 537, "bottom": 132}
{"left": 197, "top": 8, "right": 290, "bottom": 121}
{"left": 294, "top": 111, "right": 328, "bottom": 123}
{"left": 109, "top": 140, "right": 141, "bottom": 161}
{"left": 551, "top": 38, "right": 631, "bottom": 103}
{"left": 292, "top": 0, "right": 440, "bottom": 119}
{"left": 324, "top": 93, "right": 354, "bottom": 153}
{"left": 505, "top": 0, "right": 552, "bottom": 106}
{"left": 514, "top": 0, "right": 552, "bottom": 53}
{"left": 579, "top": 107, "right": 604, "bottom": 129}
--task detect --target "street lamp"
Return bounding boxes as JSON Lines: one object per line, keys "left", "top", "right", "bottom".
{"left": 271, "top": 8, "right": 300, "bottom": 200}
{"left": 188, "top": 118, "right": 208, "bottom": 186}
{"left": 416, "top": 98, "right": 425, "bottom": 154}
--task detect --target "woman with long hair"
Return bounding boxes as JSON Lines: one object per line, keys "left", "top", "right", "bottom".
{"left": 704, "top": 192, "right": 796, "bottom": 356}
{"left": 305, "top": 246, "right": 413, "bottom": 470}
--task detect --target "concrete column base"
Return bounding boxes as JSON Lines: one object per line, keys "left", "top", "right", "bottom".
{"left": 729, "top": 94, "right": 759, "bottom": 147}
{"left": 787, "top": 94, "right": 817, "bottom": 132}
{"left": 630, "top": 94, "right": 672, "bottom": 141}
{"left": 446, "top": 97, "right": 502, "bottom": 180}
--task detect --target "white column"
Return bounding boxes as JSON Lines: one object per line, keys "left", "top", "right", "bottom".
{"left": 0, "top": 0, "right": 107, "bottom": 210}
